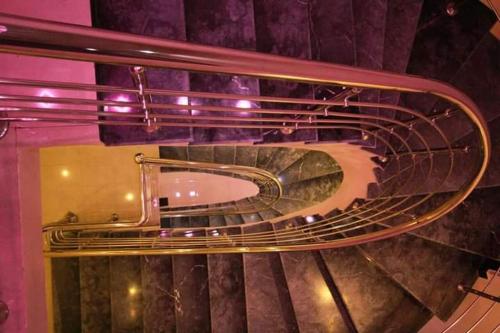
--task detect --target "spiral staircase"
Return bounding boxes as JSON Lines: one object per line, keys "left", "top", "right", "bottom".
{"left": 0, "top": 0, "right": 499, "bottom": 332}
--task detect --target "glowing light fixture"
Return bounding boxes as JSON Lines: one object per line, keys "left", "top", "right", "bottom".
{"left": 106, "top": 95, "right": 132, "bottom": 113}
{"left": 128, "top": 286, "right": 138, "bottom": 296}
{"left": 189, "top": 190, "right": 197, "bottom": 197}
{"left": 125, "top": 192, "right": 135, "bottom": 202}
{"left": 139, "top": 50, "right": 155, "bottom": 54}
{"left": 236, "top": 100, "right": 252, "bottom": 109}
{"left": 305, "top": 215, "right": 315, "bottom": 223}
{"left": 0, "top": 25, "right": 7, "bottom": 34}
{"left": 60, "top": 168, "right": 70, "bottom": 178}
{"left": 175, "top": 192, "right": 181, "bottom": 198}
{"left": 185, "top": 231, "right": 194, "bottom": 237}
{"left": 85, "top": 47, "right": 97, "bottom": 52}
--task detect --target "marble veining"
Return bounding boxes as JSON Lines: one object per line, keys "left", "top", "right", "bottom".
{"left": 52, "top": 258, "right": 81, "bottom": 333}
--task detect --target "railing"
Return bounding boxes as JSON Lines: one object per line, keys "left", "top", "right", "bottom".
{"left": 0, "top": 13, "right": 490, "bottom": 256}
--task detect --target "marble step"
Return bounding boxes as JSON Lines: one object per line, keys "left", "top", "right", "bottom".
{"left": 253, "top": 0, "right": 317, "bottom": 143}
{"left": 282, "top": 172, "right": 344, "bottom": 203}
{"left": 321, "top": 246, "right": 432, "bottom": 332}
{"left": 213, "top": 146, "right": 236, "bottom": 165}
{"left": 368, "top": 149, "right": 480, "bottom": 197}
{"left": 235, "top": 146, "right": 259, "bottom": 167}
{"left": 390, "top": 29, "right": 498, "bottom": 154}
{"left": 237, "top": 198, "right": 264, "bottom": 224}
{"left": 92, "top": 0, "right": 192, "bottom": 146}
{"left": 272, "top": 197, "right": 318, "bottom": 216}
{"left": 79, "top": 257, "right": 112, "bottom": 333}
{"left": 172, "top": 216, "right": 211, "bottom": 332}
{"left": 263, "top": 147, "right": 308, "bottom": 175}
{"left": 207, "top": 227, "right": 247, "bottom": 333}
{"left": 352, "top": 0, "right": 388, "bottom": 153}
{"left": 141, "top": 256, "right": 176, "bottom": 333}
{"left": 242, "top": 222, "right": 300, "bottom": 332}
{"left": 224, "top": 214, "right": 245, "bottom": 226}
{"left": 255, "top": 146, "right": 276, "bottom": 170}
{"left": 277, "top": 150, "right": 342, "bottom": 185}
{"left": 273, "top": 220, "right": 350, "bottom": 332}
{"left": 52, "top": 258, "right": 82, "bottom": 333}
{"left": 187, "top": 145, "right": 215, "bottom": 163}
{"left": 108, "top": 232, "right": 144, "bottom": 333}
{"left": 308, "top": 0, "right": 360, "bottom": 142}
{"left": 377, "top": 0, "right": 424, "bottom": 153}
{"left": 257, "top": 205, "right": 283, "bottom": 221}
{"left": 403, "top": 0, "right": 496, "bottom": 116}
{"left": 396, "top": 187, "right": 500, "bottom": 260}
{"left": 159, "top": 146, "right": 189, "bottom": 172}
{"left": 184, "top": 0, "right": 262, "bottom": 144}
{"left": 356, "top": 228, "right": 485, "bottom": 320}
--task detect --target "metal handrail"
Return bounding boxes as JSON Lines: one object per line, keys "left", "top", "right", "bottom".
{"left": 0, "top": 13, "right": 490, "bottom": 256}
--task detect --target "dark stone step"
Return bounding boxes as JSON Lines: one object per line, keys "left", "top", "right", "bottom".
{"left": 272, "top": 197, "right": 317, "bottom": 216}
{"left": 277, "top": 150, "right": 342, "bottom": 185}
{"left": 243, "top": 223, "right": 299, "bottom": 332}
{"left": 214, "top": 146, "right": 236, "bottom": 165}
{"left": 52, "top": 258, "right": 82, "bottom": 333}
{"left": 188, "top": 145, "right": 214, "bottom": 163}
{"left": 283, "top": 172, "right": 344, "bottom": 203}
{"left": 352, "top": 0, "right": 388, "bottom": 153}
{"left": 184, "top": 0, "right": 262, "bottom": 144}
{"left": 224, "top": 214, "right": 245, "bottom": 226}
{"left": 208, "top": 227, "right": 247, "bottom": 333}
{"left": 403, "top": 187, "right": 500, "bottom": 260}
{"left": 141, "top": 256, "right": 176, "bottom": 332}
{"left": 253, "top": 0, "right": 317, "bottom": 143}
{"left": 92, "top": 0, "right": 192, "bottom": 146}
{"left": 264, "top": 147, "right": 308, "bottom": 175}
{"left": 321, "top": 246, "right": 432, "bottom": 332}
{"left": 109, "top": 255, "right": 143, "bottom": 332}
{"left": 235, "top": 146, "right": 259, "bottom": 167}
{"left": 357, "top": 229, "right": 484, "bottom": 320}
{"left": 272, "top": 220, "right": 349, "bottom": 332}
{"left": 170, "top": 217, "right": 211, "bottom": 332}
{"left": 79, "top": 257, "right": 111, "bottom": 333}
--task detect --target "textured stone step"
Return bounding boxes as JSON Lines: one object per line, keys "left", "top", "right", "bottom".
{"left": 169, "top": 218, "right": 210, "bottom": 332}
{"left": 283, "top": 172, "right": 343, "bottom": 203}
{"left": 277, "top": 150, "right": 342, "bottom": 185}
{"left": 243, "top": 222, "right": 299, "bottom": 332}
{"left": 207, "top": 226, "right": 247, "bottom": 333}
{"left": 357, "top": 230, "right": 484, "bottom": 320}
{"left": 352, "top": 0, "right": 388, "bottom": 153}
{"left": 403, "top": 0, "right": 496, "bottom": 115}
{"left": 79, "top": 257, "right": 111, "bottom": 333}
{"left": 213, "top": 146, "right": 236, "bottom": 165}
{"left": 184, "top": 0, "right": 262, "bottom": 144}
{"left": 321, "top": 246, "right": 432, "bottom": 332}
{"left": 253, "top": 0, "right": 317, "bottom": 143}
{"left": 272, "top": 197, "right": 317, "bottom": 215}
{"left": 187, "top": 146, "right": 214, "bottom": 163}
{"left": 273, "top": 220, "right": 349, "bottom": 332}
{"left": 406, "top": 187, "right": 500, "bottom": 260}
{"left": 141, "top": 256, "right": 176, "bottom": 332}
{"left": 235, "top": 146, "right": 259, "bottom": 167}
{"left": 263, "top": 147, "right": 308, "bottom": 175}
{"left": 52, "top": 258, "right": 81, "bottom": 333}
{"left": 92, "top": 0, "right": 192, "bottom": 146}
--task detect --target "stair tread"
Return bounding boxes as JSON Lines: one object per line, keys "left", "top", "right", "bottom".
{"left": 254, "top": 0, "right": 317, "bottom": 143}
{"left": 184, "top": 0, "right": 262, "bottom": 144}
{"left": 93, "top": 1, "right": 192, "bottom": 146}
{"left": 278, "top": 150, "right": 342, "bottom": 185}
{"left": 243, "top": 223, "right": 300, "bottom": 332}
{"left": 358, "top": 229, "right": 483, "bottom": 320}
{"left": 79, "top": 257, "right": 111, "bottom": 333}
{"left": 321, "top": 246, "right": 432, "bottom": 332}
{"left": 52, "top": 258, "right": 82, "bottom": 333}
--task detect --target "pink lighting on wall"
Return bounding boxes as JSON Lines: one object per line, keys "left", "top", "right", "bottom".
{"left": 105, "top": 94, "right": 132, "bottom": 113}
{"left": 0, "top": 25, "right": 7, "bottom": 34}
{"left": 37, "top": 90, "right": 56, "bottom": 109}
{"left": 236, "top": 100, "right": 252, "bottom": 109}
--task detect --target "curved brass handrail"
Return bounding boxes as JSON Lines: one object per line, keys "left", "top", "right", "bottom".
{"left": 0, "top": 13, "right": 490, "bottom": 256}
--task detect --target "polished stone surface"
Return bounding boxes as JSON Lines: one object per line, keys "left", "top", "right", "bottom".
{"left": 184, "top": 0, "right": 261, "bottom": 143}
{"left": 404, "top": 0, "right": 495, "bottom": 113}
{"left": 52, "top": 258, "right": 81, "bottom": 333}
{"left": 272, "top": 197, "right": 316, "bottom": 215}
{"left": 93, "top": 0, "right": 192, "bottom": 146}
{"left": 283, "top": 172, "right": 344, "bottom": 202}
{"left": 79, "top": 257, "right": 111, "bottom": 333}
{"left": 208, "top": 253, "right": 247, "bottom": 333}
{"left": 141, "top": 255, "right": 176, "bottom": 333}
{"left": 188, "top": 146, "right": 214, "bottom": 163}
{"left": 173, "top": 254, "right": 211, "bottom": 332}
{"left": 243, "top": 223, "right": 299, "bottom": 332}
{"left": 360, "top": 231, "right": 483, "bottom": 319}
{"left": 214, "top": 146, "right": 236, "bottom": 165}
{"left": 255, "top": 146, "right": 276, "bottom": 169}
{"left": 273, "top": 222, "right": 348, "bottom": 332}
{"left": 224, "top": 214, "right": 244, "bottom": 226}
{"left": 235, "top": 146, "right": 258, "bottom": 167}
{"left": 253, "top": 0, "right": 317, "bottom": 143}
{"left": 109, "top": 256, "right": 143, "bottom": 332}
{"left": 412, "top": 187, "right": 500, "bottom": 259}
{"left": 278, "top": 150, "right": 342, "bottom": 185}
{"left": 264, "top": 148, "right": 307, "bottom": 175}
{"left": 321, "top": 246, "right": 432, "bottom": 332}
